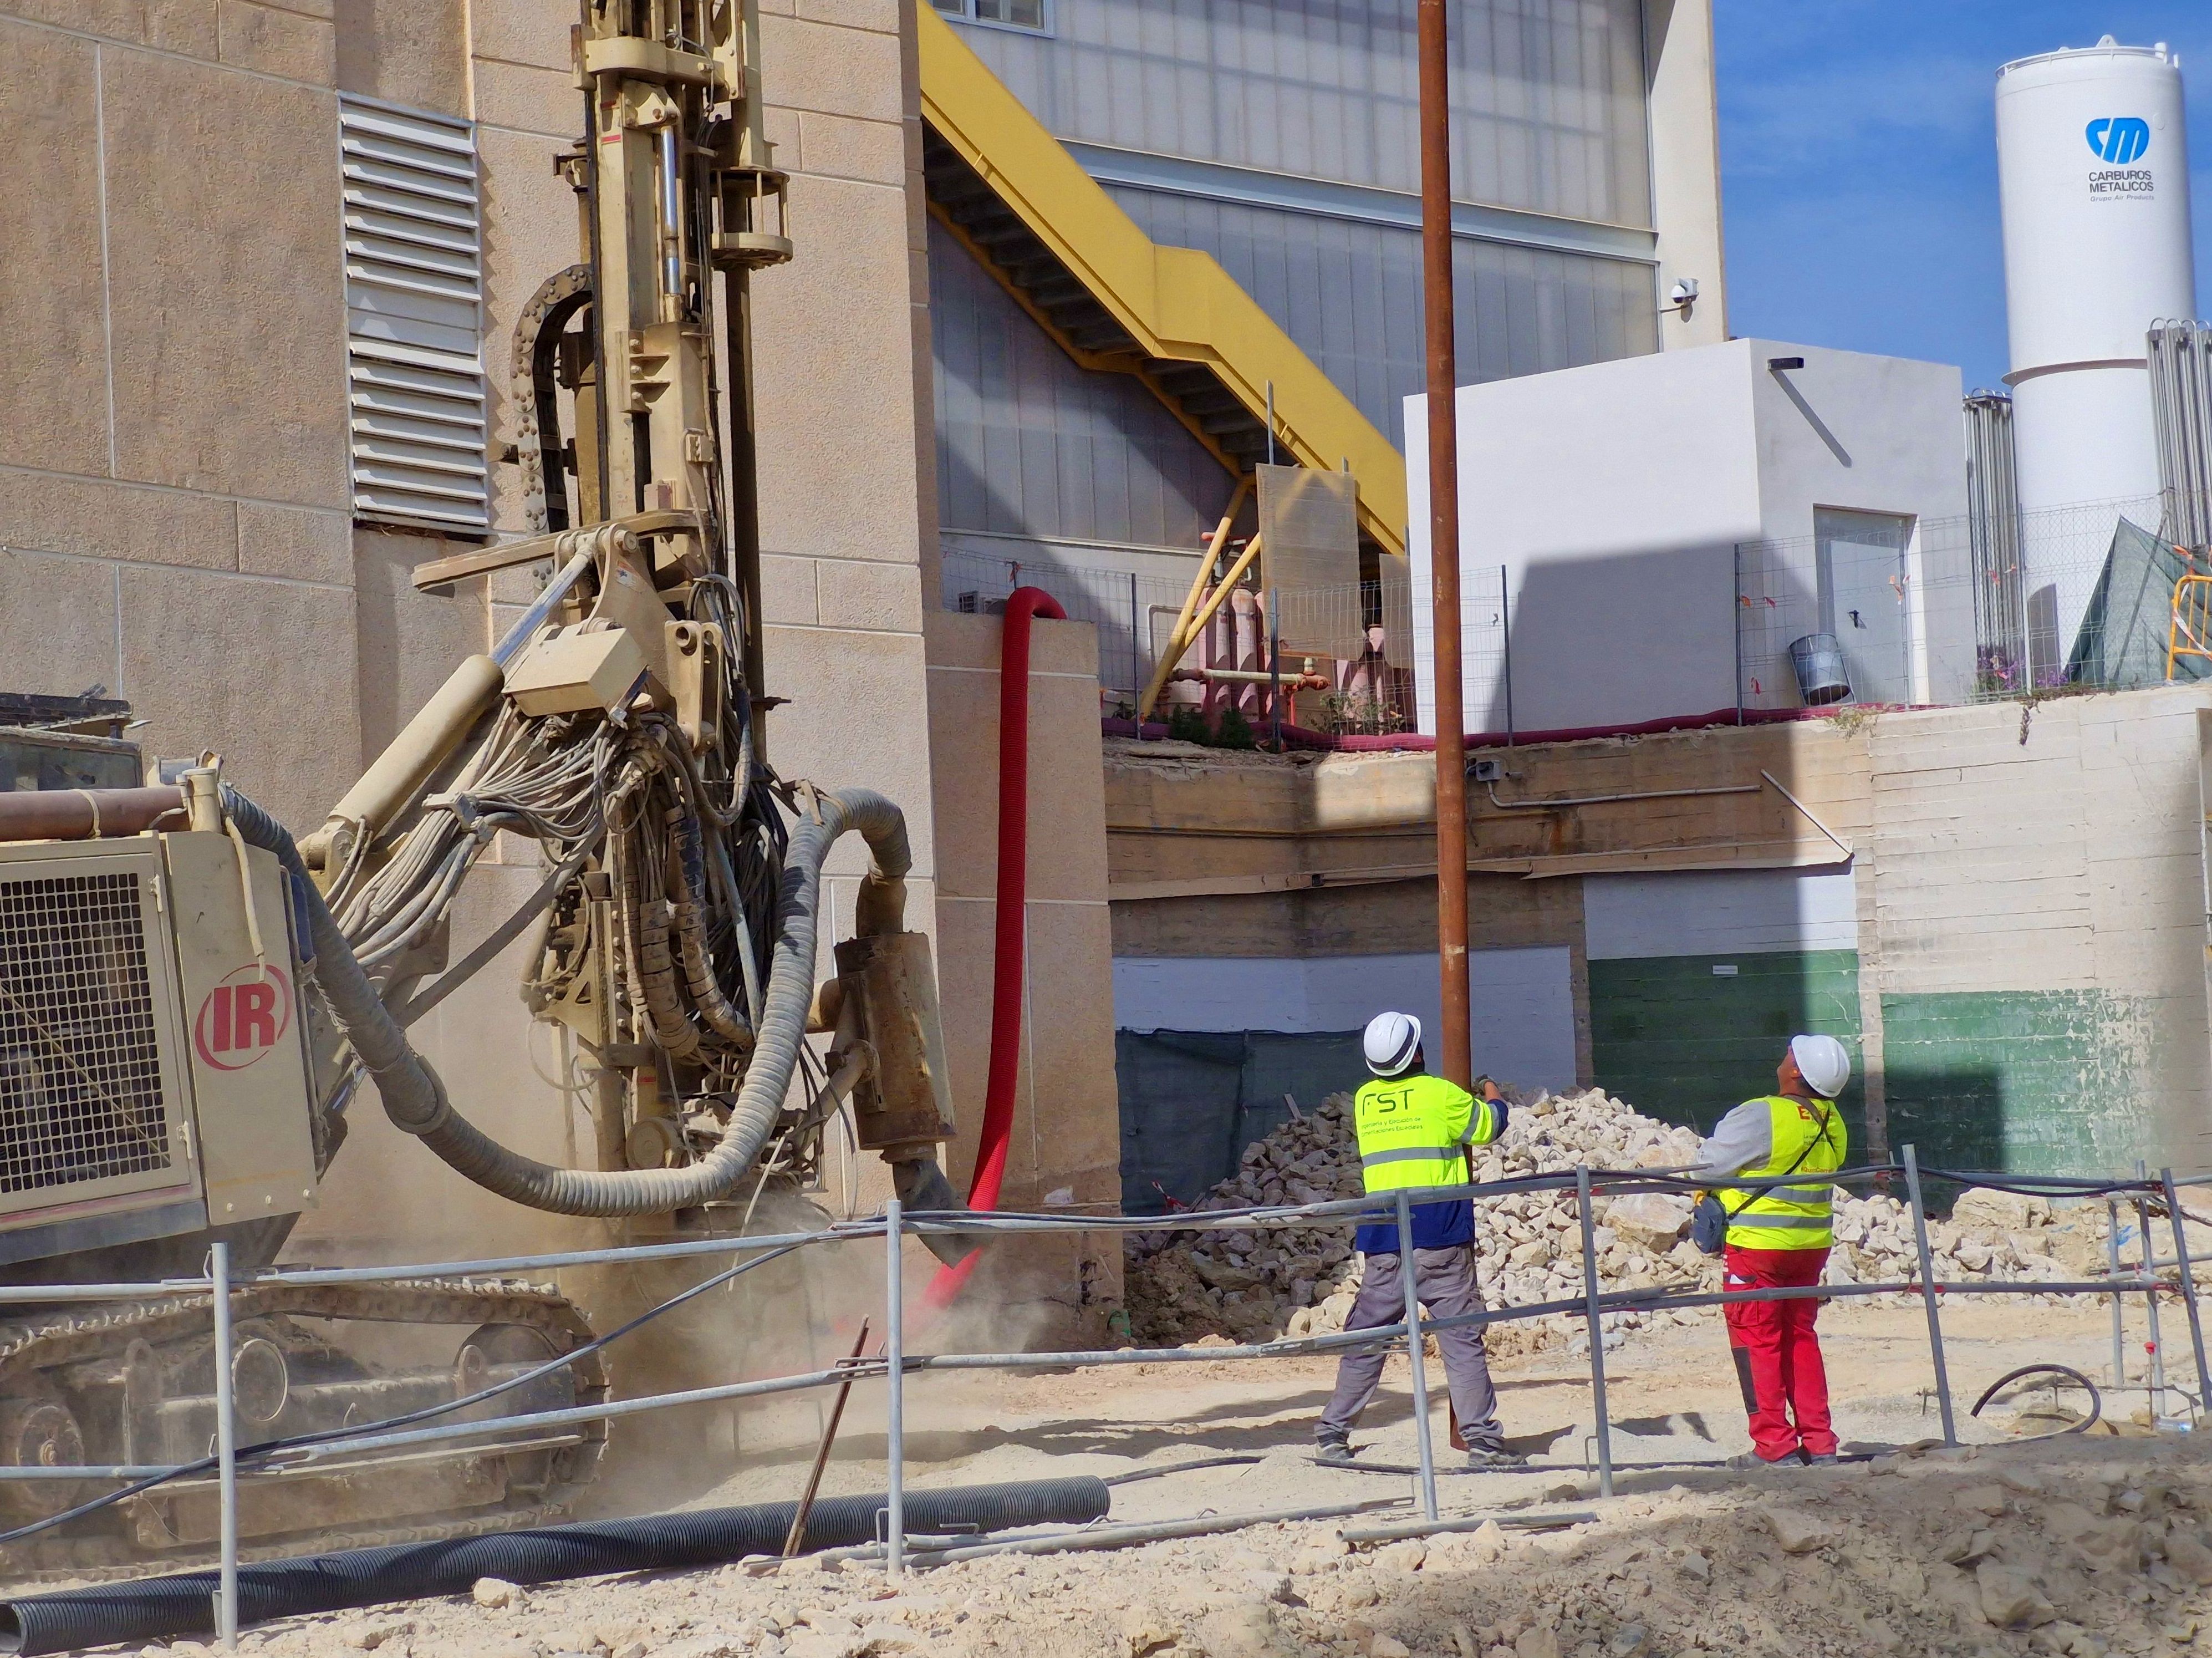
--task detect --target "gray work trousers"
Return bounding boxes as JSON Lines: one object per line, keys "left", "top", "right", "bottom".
{"left": 1318, "top": 1245, "right": 1505, "bottom": 1452}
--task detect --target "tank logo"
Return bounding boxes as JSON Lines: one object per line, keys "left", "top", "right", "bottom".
{"left": 194, "top": 964, "right": 293, "bottom": 1071}
{"left": 2086, "top": 116, "right": 2152, "bottom": 165}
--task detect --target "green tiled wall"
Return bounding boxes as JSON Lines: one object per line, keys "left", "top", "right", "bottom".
{"left": 1587, "top": 950, "right": 1867, "bottom": 1148}
{"left": 1881, "top": 991, "right": 2155, "bottom": 1176}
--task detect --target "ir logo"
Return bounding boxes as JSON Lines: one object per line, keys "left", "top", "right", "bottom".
{"left": 194, "top": 964, "right": 293, "bottom": 1071}
{"left": 2086, "top": 116, "right": 2151, "bottom": 165}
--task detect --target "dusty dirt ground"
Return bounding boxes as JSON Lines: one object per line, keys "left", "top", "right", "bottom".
{"left": 101, "top": 1293, "right": 2212, "bottom": 1658}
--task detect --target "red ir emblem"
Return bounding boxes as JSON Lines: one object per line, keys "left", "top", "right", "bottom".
{"left": 193, "top": 964, "right": 293, "bottom": 1071}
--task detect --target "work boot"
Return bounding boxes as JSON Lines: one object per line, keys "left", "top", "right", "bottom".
{"left": 1726, "top": 1449, "right": 1807, "bottom": 1470}
{"left": 1803, "top": 1452, "right": 1841, "bottom": 1466}
{"left": 1315, "top": 1432, "right": 1355, "bottom": 1465}
{"left": 1463, "top": 1446, "right": 1528, "bottom": 1471}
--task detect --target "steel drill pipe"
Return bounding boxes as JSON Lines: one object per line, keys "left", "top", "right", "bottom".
{"left": 1417, "top": 0, "right": 1470, "bottom": 1084}
{"left": 0, "top": 786, "right": 186, "bottom": 841}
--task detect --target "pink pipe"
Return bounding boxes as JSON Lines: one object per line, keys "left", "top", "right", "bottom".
{"left": 925, "top": 587, "right": 1066, "bottom": 1309}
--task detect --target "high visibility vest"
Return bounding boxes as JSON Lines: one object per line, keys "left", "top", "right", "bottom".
{"left": 1352, "top": 1074, "right": 1501, "bottom": 1196}
{"left": 1717, "top": 1095, "right": 1847, "bottom": 1251}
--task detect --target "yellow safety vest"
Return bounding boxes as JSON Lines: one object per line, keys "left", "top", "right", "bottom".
{"left": 1352, "top": 1074, "right": 1502, "bottom": 1196}
{"left": 1718, "top": 1095, "right": 1846, "bottom": 1250}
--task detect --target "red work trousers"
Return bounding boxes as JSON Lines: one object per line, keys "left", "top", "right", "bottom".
{"left": 1722, "top": 1244, "right": 1836, "bottom": 1462}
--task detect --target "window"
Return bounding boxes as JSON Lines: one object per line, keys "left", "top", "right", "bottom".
{"left": 933, "top": 0, "right": 1049, "bottom": 36}
{"left": 339, "top": 95, "right": 490, "bottom": 536}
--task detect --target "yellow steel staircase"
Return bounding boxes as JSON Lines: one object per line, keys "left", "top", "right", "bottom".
{"left": 917, "top": 8, "right": 1408, "bottom": 557}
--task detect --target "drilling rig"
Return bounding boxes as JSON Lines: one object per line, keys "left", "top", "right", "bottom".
{"left": 0, "top": 0, "right": 961, "bottom": 1567}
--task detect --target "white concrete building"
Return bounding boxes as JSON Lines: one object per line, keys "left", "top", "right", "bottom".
{"left": 1406, "top": 338, "right": 1972, "bottom": 734}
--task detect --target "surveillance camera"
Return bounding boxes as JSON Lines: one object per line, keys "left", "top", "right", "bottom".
{"left": 1669, "top": 277, "right": 1699, "bottom": 304}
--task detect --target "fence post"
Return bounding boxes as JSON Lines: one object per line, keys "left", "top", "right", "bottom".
{"left": 1499, "top": 564, "right": 1515, "bottom": 747}
{"left": 1732, "top": 542, "right": 1744, "bottom": 727}
{"left": 2136, "top": 1163, "right": 2168, "bottom": 1418}
{"left": 211, "top": 1240, "right": 238, "bottom": 1650}
{"left": 884, "top": 1198, "right": 905, "bottom": 1578}
{"left": 1576, "top": 1165, "right": 1613, "bottom": 1498}
{"left": 1393, "top": 1189, "right": 1439, "bottom": 1521}
{"left": 1129, "top": 573, "right": 1143, "bottom": 735}
{"left": 1900, "top": 1146, "right": 1958, "bottom": 1446}
{"left": 2160, "top": 1169, "right": 2212, "bottom": 1417}
{"left": 2108, "top": 1197, "right": 2129, "bottom": 1389}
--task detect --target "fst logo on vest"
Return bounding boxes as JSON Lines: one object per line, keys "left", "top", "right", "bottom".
{"left": 194, "top": 964, "right": 293, "bottom": 1071}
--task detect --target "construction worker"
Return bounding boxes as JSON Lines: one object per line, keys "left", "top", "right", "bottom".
{"left": 1691, "top": 1033, "right": 1852, "bottom": 1468}
{"left": 1316, "top": 1011, "right": 1525, "bottom": 1469}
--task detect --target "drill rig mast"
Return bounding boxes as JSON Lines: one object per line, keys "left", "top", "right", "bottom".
{"left": 0, "top": 0, "right": 958, "bottom": 1566}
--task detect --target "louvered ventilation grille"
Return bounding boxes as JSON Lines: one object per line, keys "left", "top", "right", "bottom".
{"left": 341, "top": 96, "right": 490, "bottom": 534}
{"left": 0, "top": 872, "right": 170, "bottom": 1193}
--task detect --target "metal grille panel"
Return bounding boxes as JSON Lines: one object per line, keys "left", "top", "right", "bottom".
{"left": 341, "top": 95, "right": 490, "bottom": 534}
{"left": 0, "top": 872, "right": 171, "bottom": 1193}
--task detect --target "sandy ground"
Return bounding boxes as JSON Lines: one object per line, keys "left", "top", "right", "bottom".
{"left": 100, "top": 1294, "right": 2212, "bottom": 1658}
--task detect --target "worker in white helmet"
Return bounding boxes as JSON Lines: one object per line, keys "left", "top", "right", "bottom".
{"left": 1689, "top": 1033, "right": 1852, "bottom": 1468}
{"left": 1316, "top": 1010, "right": 1525, "bottom": 1469}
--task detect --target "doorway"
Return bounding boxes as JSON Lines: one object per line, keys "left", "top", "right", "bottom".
{"left": 1815, "top": 508, "right": 1915, "bottom": 704}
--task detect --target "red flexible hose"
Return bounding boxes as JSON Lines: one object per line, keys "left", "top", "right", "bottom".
{"left": 925, "top": 587, "right": 1066, "bottom": 1308}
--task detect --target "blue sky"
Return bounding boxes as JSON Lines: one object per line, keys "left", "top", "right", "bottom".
{"left": 1712, "top": 4, "right": 2212, "bottom": 390}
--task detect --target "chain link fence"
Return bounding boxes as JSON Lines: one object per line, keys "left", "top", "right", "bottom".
{"left": 941, "top": 548, "right": 1469, "bottom": 736}
{"left": 1734, "top": 495, "right": 2200, "bottom": 712}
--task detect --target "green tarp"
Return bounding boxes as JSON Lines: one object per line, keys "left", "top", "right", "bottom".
{"left": 1115, "top": 1029, "right": 1365, "bottom": 1215}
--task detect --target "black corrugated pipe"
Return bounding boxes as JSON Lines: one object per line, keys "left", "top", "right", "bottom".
{"left": 0, "top": 1477, "right": 1109, "bottom": 1654}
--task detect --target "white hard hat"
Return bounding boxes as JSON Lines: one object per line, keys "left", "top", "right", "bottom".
{"left": 1790, "top": 1034, "right": 1851, "bottom": 1100}
{"left": 1363, "top": 1011, "right": 1422, "bottom": 1076}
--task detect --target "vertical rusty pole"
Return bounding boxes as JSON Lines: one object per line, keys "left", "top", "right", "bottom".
{"left": 1419, "top": 0, "right": 1470, "bottom": 1085}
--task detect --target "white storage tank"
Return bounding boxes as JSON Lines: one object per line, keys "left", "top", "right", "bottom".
{"left": 1996, "top": 37, "right": 2195, "bottom": 659}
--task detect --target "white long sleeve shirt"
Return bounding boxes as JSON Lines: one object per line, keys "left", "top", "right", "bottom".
{"left": 1688, "top": 1098, "right": 1777, "bottom": 1183}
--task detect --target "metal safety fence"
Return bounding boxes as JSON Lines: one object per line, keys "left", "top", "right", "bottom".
{"left": 4, "top": 1147, "right": 2210, "bottom": 1647}
{"left": 940, "top": 547, "right": 1505, "bottom": 738}
{"left": 1734, "top": 494, "right": 2198, "bottom": 712}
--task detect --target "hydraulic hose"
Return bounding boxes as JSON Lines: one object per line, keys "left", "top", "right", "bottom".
{"left": 223, "top": 782, "right": 911, "bottom": 1216}
{"left": 0, "top": 1477, "right": 1110, "bottom": 1654}
{"left": 926, "top": 587, "right": 1063, "bottom": 1308}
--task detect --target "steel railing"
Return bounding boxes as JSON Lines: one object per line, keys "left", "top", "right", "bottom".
{"left": 4, "top": 1146, "right": 2208, "bottom": 1645}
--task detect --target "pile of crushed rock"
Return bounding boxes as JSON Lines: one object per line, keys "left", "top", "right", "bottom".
{"left": 1123, "top": 1088, "right": 2112, "bottom": 1350}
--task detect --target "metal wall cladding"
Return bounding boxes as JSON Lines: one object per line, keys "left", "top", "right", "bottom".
{"left": 1109, "top": 187, "right": 1658, "bottom": 446}
{"left": 339, "top": 96, "right": 490, "bottom": 535}
{"left": 953, "top": 0, "right": 1652, "bottom": 229}
{"left": 930, "top": 220, "right": 1235, "bottom": 549}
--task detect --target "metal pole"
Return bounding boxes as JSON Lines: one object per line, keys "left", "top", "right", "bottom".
{"left": 1900, "top": 1146, "right": 1958, "bottom": 1446}
{"left": 2108, "top": 1197, "right": 2129, "bottom": 1389}
{"left": 1268, "top": 586, "right": 1283, "bottom": 750}
{"left": 1499, "top": 564, "right": 1515, "bottom": 747}
{"left": 211, "top": 1240, "right": 238, "bottom": 1650}
{"left": 1130, "top": 572, "right": 1144, "bottom": 735}
{"left": 1394, "top": 1190, "right": 1439, "bottom": 1521}
{"left": 1418, "top": 0, "right": 1470, "bottom": 1087}
{"left": 2160, "top": 1169, "right": 2212, "bottom": 1417}
{"left": 2137, "top": 1162, "right": 2167, "bottom": 1417}
{"left": 1266, "top": 380, "right": 1276, "bottom": 466}
{"left": 1576, "top": 1166, "right": 1614, "bottom": 1498}
{"left": 1732, "top": 542, "right": 1745, "bottom": 726}
{"left": 884, "top": 1198, "right": 905, "bottom": 1578}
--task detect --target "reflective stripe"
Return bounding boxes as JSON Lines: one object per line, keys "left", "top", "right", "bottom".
{"left": 1772, "top": 1184, "right": 1834, "bottom": 1204}
{"left": 1734, "top": 1212, "right": 1832, "bottom": 1230}
{"left": 1360, "top": 1145, "right": 1458, "bottom": 1168}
